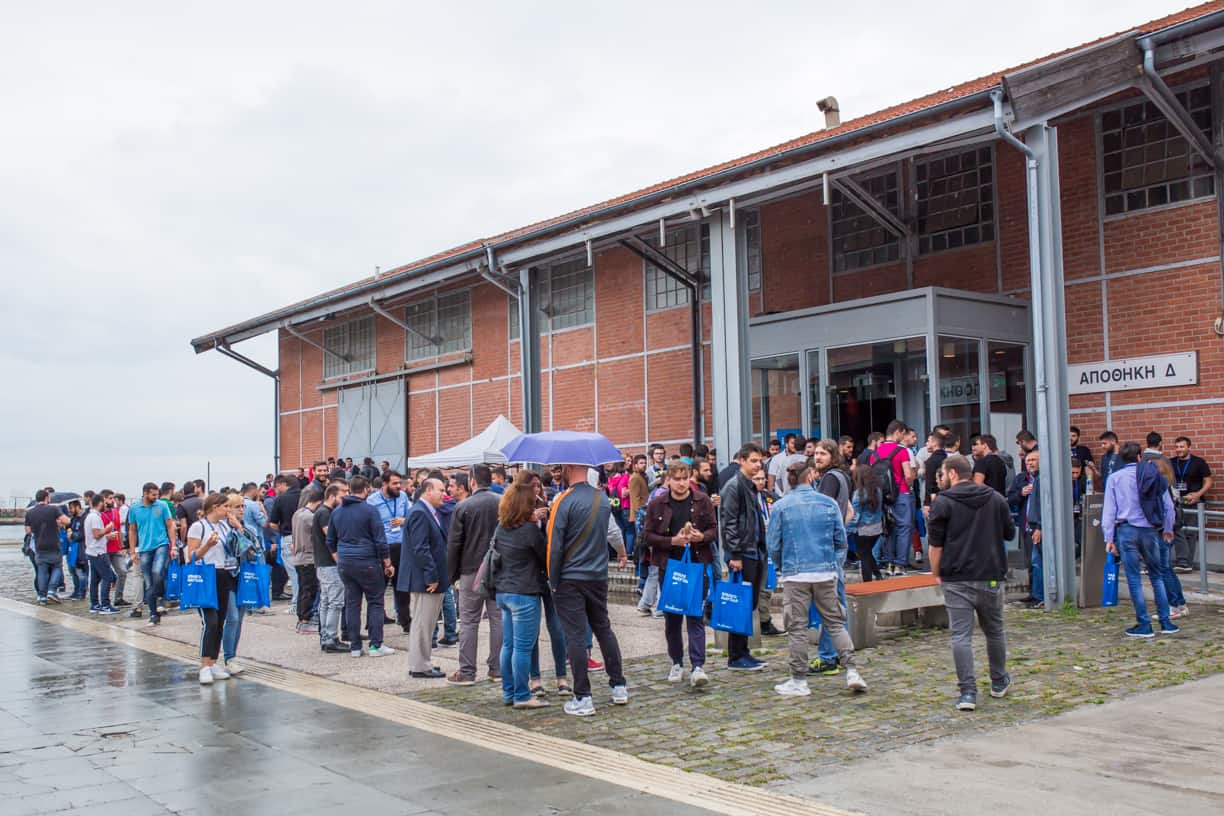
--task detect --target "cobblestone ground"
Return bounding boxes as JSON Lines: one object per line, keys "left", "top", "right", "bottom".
{"left": 413, "top": 604, "right": 1224, "bottom": 788}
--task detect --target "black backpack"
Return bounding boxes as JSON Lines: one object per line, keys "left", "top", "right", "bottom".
{"left": 870, "top": 446, "right": 904, "bottom": 508}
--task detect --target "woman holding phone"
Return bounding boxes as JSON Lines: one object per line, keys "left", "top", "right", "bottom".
{"left": 186, "top": 493, "right": 239, "bottom": 685}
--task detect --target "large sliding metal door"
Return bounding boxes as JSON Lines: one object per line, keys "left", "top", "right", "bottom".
{"left": 336, "top": 380, "right": 406, "bottom": 471}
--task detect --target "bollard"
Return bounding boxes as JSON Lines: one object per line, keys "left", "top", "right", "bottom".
{"left": 1197, "top": 503, "right": 1209, "bottom": 595}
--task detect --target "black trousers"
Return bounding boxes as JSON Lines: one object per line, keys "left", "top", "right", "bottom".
{"left": 296, "top": 564, "right": 318, "bottom": 622}
{"left": 268, "top": 547, "right": 288, "bottom": 596}
{"left": 340, "top": 559, "right": 385, "bottom": 650}
{"left": 199, "top": 570, "right": 235, "bottom": 661}
{"left": 387, "top": 543, "right": 410, "bottom": 628}
{"left": 727, "top": 556, "right": 764, "bottom": 663}
{"left": 554, "top": 579, "right": 625, "bottom": 698}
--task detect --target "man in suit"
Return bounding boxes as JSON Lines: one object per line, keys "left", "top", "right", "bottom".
{"left": 401, "top": 478, "right": 449, "bottom": 679}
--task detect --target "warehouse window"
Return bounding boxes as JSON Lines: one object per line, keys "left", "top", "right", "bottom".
{"left": 644, "top": 223, "right": 712, "bottom": 310}
{"left": 404, "top": 290, "right": 471, "bottom": 361}
{"left": 543, "top": 258, "right": 594, "bottom": 330}
{"left": 832, "top": 169, "right": 902, "bottom": 272}
{"left": 744, "top": 209, "right": 763, "bottom": 292}
{"left": 1101, "top": 85, "right": 1214, "bottom": 216}
{"left": 508, "top": 294, "right": 520, "bottom": 341}
{"left": 916, "top": 146, "right": 995, "bottom": 255}
{"left": 322, "top": 316, "right": 375, "bottom": 379}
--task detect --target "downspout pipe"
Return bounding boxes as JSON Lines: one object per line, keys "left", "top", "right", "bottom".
{"left": 992, "top": 89, "right": 1058, "bottom": 609}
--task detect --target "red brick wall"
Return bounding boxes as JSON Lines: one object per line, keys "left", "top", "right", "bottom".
{"left": 758, "top": 190, "right": 828, "bottom": 315}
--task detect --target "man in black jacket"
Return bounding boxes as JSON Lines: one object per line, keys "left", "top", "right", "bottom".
{"left": 928, "top": 454, "right": 1015, "bottom": 713}
{"left": 717, "top": 442, "right": 768, "bottom": 672}
{"left": 445, "top": 464, "right": 503, "bottom": 685}
{"left": 266, "top": 475, "right": 301, "bottom": 603}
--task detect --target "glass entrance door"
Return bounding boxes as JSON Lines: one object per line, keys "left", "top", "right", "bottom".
{"left": 826, "top": 337, "right": 928, "bottom": 448}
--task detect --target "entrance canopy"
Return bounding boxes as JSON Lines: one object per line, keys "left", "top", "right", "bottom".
{"left": 403, "top": 415, "right": 522, "bottom": 469}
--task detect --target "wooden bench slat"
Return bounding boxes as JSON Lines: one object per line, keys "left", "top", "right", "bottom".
{"left": 845, "top": 574, "right": 939, "bottom": 596}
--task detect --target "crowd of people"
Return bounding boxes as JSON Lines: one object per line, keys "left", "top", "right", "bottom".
{"left": 20, "top": 426, "right": 1212, "bottom": 711}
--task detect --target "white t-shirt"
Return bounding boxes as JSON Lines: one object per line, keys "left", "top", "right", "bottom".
{"left": 84, "top": 510, "right": 108, "bottom": 557}
{"left": 769, "top": 453, "right": 805, "bottom": 494}
{"left": 188, "top": 519, "right": 235, "bottom": 571}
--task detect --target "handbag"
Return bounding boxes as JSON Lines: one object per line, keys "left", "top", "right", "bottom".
{"left": 1102, "top": 553, "right": 1119, "bottom": 608}
{"left": 475, "top": 532, "right": 500, "bottom": 600}
{"left": 66, "top": 540, "right": 81, "bottom": 569}
{"left": 710, "top": 570, "right": 754, "bottom": 636}
{"left": 165, "top": 560, "right": 183, "bottom": 601}
{"left": 765, "top": 557, "right": 778, "bottom": 591}
{"left": 180, "top": 560, "right": 218, "bottom": 611}
{"left": 236, "top": 560, "right": 272, "bottom": 608}
{"left": 658, "top": 547, "right": 706, "bottom": 617}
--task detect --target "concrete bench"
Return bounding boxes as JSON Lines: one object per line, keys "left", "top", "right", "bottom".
{"left": 845, "top": 574, "right": 947, "bottom": 648}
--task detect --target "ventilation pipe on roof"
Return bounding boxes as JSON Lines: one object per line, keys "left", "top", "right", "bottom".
{"left": 817, "top": 96, "right": 840, "bottom": 129}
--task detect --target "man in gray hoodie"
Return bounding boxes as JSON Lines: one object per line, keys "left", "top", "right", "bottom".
{"left": 547, "top": 465, "right": 628, "bottom": 717}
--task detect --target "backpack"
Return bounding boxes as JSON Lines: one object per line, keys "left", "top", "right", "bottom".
{"left": 870, "top": 445, "right": 904, "bottom": 508}
{"left": 475, "top": 531, "right": 500, "bottom": 600}
{"left": 827, "top": 468, "right": 852, "bottom": 518}
{"left": 1135, "top": 461, "right": 1168, "bottom": 528}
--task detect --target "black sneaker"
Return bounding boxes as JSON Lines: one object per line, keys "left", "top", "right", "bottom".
{"left": 760, "top": 621, "right": 785, "bottom": 637}
{"left": 990, "top": 674, "right": 1012, "bottom": 698}
{"left": 808, "top": 659, "right": 843, "bottom": 676}
{"left": 956, "top": 692, "right": 977, "bottom": 711}
{"left": 129, "top": 608, "right": 144, "bottom": 619}
{"left": 114, "top": 600, "right": 132, "bottom": 608}
{"left": 321, "top": 642, "right": 350, "bottom": 654}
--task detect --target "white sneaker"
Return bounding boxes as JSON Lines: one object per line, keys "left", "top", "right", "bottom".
{"left": 667, "top": 664, "right": 684, "bottom": 683}
{"left": 198, "top": 666, "right": 214, "bottom": 686}
{"left": 368, "top": 645, "right": 395, "bottom": 657}
{"left": 690, "top": 666, "right": 709, "bottom": 688}
{"left": 564, "top": 695, "right": 596, "bottom": 716}
{"left": 350, "top": 649, "right": 363, "bottom": 658}
{"left": 846, "top": 668, "right": 867, "bottom": 692}
{"left": 224, "top": 661, "right": 244, "bottom": 675}
{"left": 774, "top": 678, "right": 811, "bottom": 697}
{"left": 210, "top": 665, "right": 231, "bottom": 680}
{"left": 611, "top": 685, "right": 629, "bottom": 705}
{"left": 284, "top": 605, "right": 297, "bottom": 614}
{"left": 651, "top": 609, "right": 665, "bottom": 618}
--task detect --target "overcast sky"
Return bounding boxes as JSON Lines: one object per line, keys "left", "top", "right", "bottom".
{"left": 0, "top": 0, "right": 1192, "bottom": 503}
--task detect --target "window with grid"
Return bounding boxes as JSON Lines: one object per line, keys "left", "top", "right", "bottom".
{"left": 744, "top": 209, "right": 763, "bottom": 292}
{"left": 644, "top": 223, "right": 712, "bottom": 310}
{"left": 1101, "top": 86, "right": 1214, "bottom": 216}
{"left": 404, "top": 291, "right": 472, "bottom": 361}
{"left": 322, "top": 316, "right": 375, "bottom": 379}
{"left": 508, "top": 293, "right": 520, "bottom": 341}
{"left": 916, "top": 146, "right": 995, "bottom": 254}
{"left": 545, "top": 259, "right": 594, "bottom": 330}
{"left": 831, "top": 170, "right": 902, "bottom": 272}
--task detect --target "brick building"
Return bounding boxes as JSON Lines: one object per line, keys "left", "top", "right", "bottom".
{"left": 196, "top": 4, "right": 1224, "bottom": 590}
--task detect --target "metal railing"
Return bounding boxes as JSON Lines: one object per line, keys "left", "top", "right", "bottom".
{"left": 1182, "top": 500, "right": 1224, "bottom": 595}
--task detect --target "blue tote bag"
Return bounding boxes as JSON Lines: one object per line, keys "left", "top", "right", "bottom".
{"left": 180, "top": 561, "right": 218, "bottom": 611}
{"left": 710, "top": 571, "right": 754, "bottom": 636}
{"left": 165, "top": 560, "right": 183, "bottom": 601}
{"left": 236, "top": 560, "right": 271, "bottom": 608}
{"left": 1102, "top": 554, "right": 1119, "bottom": 608}
{"left": 658, "top": 548, "right": 706, "bottom": 617}
{"left": 765, "top": 558, "right": 778, "bottom": 590}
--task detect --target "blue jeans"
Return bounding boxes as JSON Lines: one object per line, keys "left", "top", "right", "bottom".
{"left": 812, "top": 574, "right": 847, "bottom": 663}
{"left": 1157, "top": 537, "right": 1186, "bottom": 608}
{"left": 35, "top": 558, "right": 64, "bottom": 599}
{"left": 1031, "top": 535, "right": 1044, "bottom": 602}
{"left": 1117, "top": 524, "right": 1171, "bottom": 627}
{"left": 432, "top": 585, "right": 458, "bottom": 645}
{"left": 139, "top": 546, "right": 170, "bottom": 612}
{"left": 531, "top": 589, "right": 568, "bottom": 680}
{"left": 223, "top": 600, "right": 245, "bottom": 662}
{"left": 497, "top": 593, "right": 542, "bottom": 703}
{"left": 888, "top": 493, "right": 914, "bottom": 567}
{"left": 88, "top": 554, "right": 116, "bottom": 608}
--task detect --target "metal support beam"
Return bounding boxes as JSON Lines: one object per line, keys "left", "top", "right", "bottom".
{"left": 1139, "top": 39, "right": 1221, "bottom": 168}
{"left": 709, "top": 210, "right": 749, "bottom": 467}
{"left": 831, "top": 177, "right": 907, "bottom": 237}
{"left": 366, "top": 298, "right": 440, "bottom": 347}
{"left": 215, "top": 342, "right": 280, "bottom": 478}
{"left": 619, "top": 237, "right": 698, "bottom": 289}
{"left": 517, "top": 266, "right": 543, "bottom": 434}
{"left": 480, "top": 270, "right": 519, "bottom": 299}
{"left": 1213, "top": 60, "right": 1224, "bottom": 327}
{"left": 281, "top": 321, "right": 351, "bottom": 366}
{"left": 1026, "top": 123, "right": 1077, "bottom": 610}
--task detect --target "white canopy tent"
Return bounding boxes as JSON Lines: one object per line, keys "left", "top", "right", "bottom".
{"left": 402, "top": 415, "right": 522, "bottom": 469}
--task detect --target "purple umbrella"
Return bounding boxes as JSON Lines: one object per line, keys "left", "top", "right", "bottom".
{"left": 500, "top": 431, "right": 623, "bottom": 467}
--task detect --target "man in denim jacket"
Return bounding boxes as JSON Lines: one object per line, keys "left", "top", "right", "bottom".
{"left": 767, "top": 458, "right": 867, "bottom": 697}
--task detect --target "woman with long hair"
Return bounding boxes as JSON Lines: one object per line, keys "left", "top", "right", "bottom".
{"left": 849, "top": 464, "right": 886, "bottom": 582}
{"left": 492, "top": 473, "right": 553, "bottom": 708}
{"left": 186, "top": 493, "right": 240, "bottom": 685}
{"left": 521, "top": 470, "right": 571, "bottom": 697}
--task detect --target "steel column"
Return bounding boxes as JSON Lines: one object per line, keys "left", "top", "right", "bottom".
{"left": 1022, "top": 123, "right": 1076, "bottom": 609}
{"left": 517, "top": 266, "right": 543, "bottom": 434}
{"left": 709, "top": 210, "right": 749, "bottom": 467}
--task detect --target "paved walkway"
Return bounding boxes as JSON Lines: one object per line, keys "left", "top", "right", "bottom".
{"left": 0, "top": 609, "right": 720, "bottom": 816}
